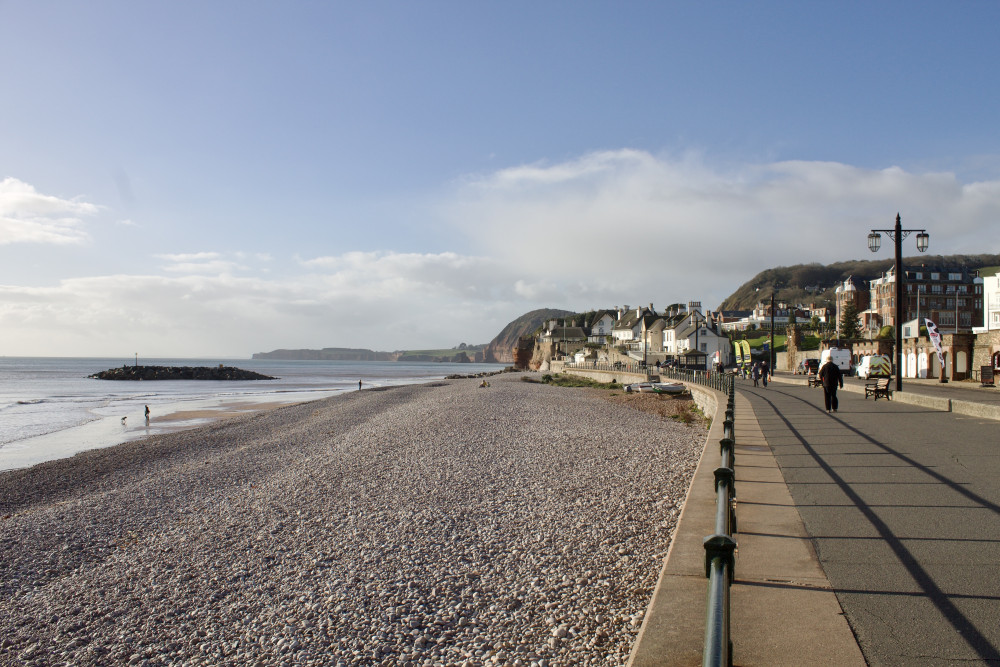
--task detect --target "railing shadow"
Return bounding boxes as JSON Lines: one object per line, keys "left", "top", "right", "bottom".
{"left": 742, "top": 381, "right": 1000, "bottom": 662}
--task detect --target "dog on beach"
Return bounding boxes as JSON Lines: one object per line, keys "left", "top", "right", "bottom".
{"left": 121, "top": 416, "right": 127, "bottom": 425}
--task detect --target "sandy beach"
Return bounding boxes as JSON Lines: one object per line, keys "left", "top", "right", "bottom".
{"left": 0, "top": 374, "right": 707, "bottom": 666}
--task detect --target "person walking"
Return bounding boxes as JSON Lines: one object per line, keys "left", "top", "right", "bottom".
{"left": 818, "top": 358, "right": 844, "bottom": 413}
{"left": 751, "top": 362, "right": 760, "bottom": 387}
{"left": 761, "top": 360, "right": 769, "bottom": 388}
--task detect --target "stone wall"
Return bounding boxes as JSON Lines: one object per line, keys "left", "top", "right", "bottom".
{"left": 973, "top": 330, "right": 1000, "bottom": 372}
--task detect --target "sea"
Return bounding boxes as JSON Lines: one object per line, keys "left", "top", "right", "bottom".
{"left": 0, "top": 357, "right": 505, "bottom": 472}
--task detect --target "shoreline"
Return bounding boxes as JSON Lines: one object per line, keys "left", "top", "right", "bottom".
{"left": 0, "top": 391, "right": 343, "bottom": 473}
{"left": 0, "top": 375, "right": 706, "bottom": 666}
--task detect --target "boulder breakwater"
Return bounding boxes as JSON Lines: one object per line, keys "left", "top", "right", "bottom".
{"left": 88, "top": 365, "right": 276, "bottom": 381}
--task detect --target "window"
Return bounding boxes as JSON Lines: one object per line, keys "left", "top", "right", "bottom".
{"left": 931, "top": 272, "right": 940, "bottom": 280}
{"left": 701, "top": 343, "right": 707, "bottom": 352}
{"left": 931, "top": 285, "right": 943, "bottom": 294}
{"left": 949, "top": 272, "right": 962, "bottom": 280}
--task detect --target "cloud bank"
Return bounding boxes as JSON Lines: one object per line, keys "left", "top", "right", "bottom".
{"left": 447, "top": 150, "right": 1000, "bottom": 306}
{"left": 3, "top": 152, "right": 1000, "bottom": 356}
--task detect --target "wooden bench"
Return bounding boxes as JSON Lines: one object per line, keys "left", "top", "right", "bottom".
{"left": 865, "top": 377, "right": 892, "bottom": 401}
{"left": 807, "top": 372, "right": 821, "bottom": 387}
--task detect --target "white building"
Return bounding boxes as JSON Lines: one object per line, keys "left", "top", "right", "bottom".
{"left": 661, "top": 302, "right": 731, "bottom": 368}
{"left": 587, "top": 311, "right": 617, "bottom": 343}
{"left": 975, "top": 271, "right": 1000, "bottom": 333}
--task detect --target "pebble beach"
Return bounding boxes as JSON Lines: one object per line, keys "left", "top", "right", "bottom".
{"left": 0, "top": 374, "right": 707, "bottom": 667}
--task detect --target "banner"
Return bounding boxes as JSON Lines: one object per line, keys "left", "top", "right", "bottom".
{"left": 740, "top": 340, "right": 752, "bottom": 366}
{"left": 733, "top": 341, "right": 743, "bottom": 366}
{"left": 925, "top": 318, "right": 945, "bottom": 371}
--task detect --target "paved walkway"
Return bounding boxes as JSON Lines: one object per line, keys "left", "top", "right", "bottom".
{"left": 739, "top": 377, "right": 1000, "bottom": 665}
{"left": 629, "top": 374, "right": 1000, "bottom": 666}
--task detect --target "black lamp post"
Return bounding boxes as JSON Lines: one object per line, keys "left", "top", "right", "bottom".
{"left": 769, "top": 292, "right": 776, "bottom": 374}
{"left": 868, "top": 213, "right": 930, "bottom": 392}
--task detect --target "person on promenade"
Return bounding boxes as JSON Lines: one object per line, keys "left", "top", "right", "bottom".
{"left": 818, "top": 358, "right": 843, "bottom": 413}
{"left": 751, "top": 362, "right": 760, "bottom": 387}
{"left": 760, "top": 360, "right": 769, "bottom": 388}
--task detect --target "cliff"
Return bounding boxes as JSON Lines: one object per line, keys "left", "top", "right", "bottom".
{"left": 483, "top": 308, "right": 574, "bottom": 364}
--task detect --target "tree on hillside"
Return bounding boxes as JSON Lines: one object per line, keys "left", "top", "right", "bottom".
{"left": 840, "top": 301, "right": 862, "bottom": 339}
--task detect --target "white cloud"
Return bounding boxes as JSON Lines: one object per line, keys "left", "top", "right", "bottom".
{"left": 0, "top": 178, "right": 99, "bottom": 245}
{"left": 446, "top": 150, "right": 1000, "bottom": 310}
{"left": 155, "top": 252, "right": 249, "bottom": 275}
{"left": 3, "top": 153, "right": 1000, "bottom": 357}
{"left": 0, "top": 251, "right": 525, "bottom": 356}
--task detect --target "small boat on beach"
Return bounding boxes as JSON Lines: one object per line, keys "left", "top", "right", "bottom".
{"left": 651, "top": 382, "right": 685, "bottom": 394}
{"left": 624, "top": 382, "right": 686, "bottom": 394}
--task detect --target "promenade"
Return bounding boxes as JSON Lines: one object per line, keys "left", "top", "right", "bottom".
{"left": 632, "top": 373, "right": 1000, "bottom": 666}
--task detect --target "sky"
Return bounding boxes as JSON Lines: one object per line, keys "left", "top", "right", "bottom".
{"left": 2, "top": 2, "right": 1000, "bottom": 357}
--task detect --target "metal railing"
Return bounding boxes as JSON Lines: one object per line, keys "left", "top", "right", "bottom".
{"left": 563, "top": 360, "right": 656, "bottom": 377}
{"left": 657, "top": 367, "right": 732, "bottom": 393}
{"left": 703, "top": 378, "right": 737, "bottom": 666}
{"left": 563, "top": 361, "right": 736, "bottom": 393}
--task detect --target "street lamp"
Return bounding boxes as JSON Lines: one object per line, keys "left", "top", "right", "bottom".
{"left": 868, "top": 213, "right": 929, "bottom": 392}
{"left": 769, "top": 292, "right": 776, "bottom": 374}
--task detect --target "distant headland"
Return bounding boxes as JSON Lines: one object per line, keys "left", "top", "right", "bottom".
{"left": 89, "top": 365, "right": 276, "bottom": 381}
{"left": 252, "top": 347, "right": 478, "bottom": 363}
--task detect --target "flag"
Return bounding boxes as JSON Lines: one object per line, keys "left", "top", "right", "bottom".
{"left": 733, "top": 341, "right": 743, "bottom": 366}
{"left": 925, "top": 319, "right": 945, "bottom": 371}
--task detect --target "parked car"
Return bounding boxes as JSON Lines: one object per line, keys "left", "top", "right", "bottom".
{"left": 856, "top": 354, "right": 891, "bottom": 379}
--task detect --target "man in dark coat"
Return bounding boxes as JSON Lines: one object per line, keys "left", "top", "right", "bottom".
{"left": 818, "top": 359, "right": 844, "bottom": 413}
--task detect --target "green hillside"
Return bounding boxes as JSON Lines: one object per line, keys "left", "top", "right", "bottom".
{"left": 719, "top": 253, "right": 1000, "bottom": 311}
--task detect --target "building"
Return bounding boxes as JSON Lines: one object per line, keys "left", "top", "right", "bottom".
{"left": 836, "top": 276, "right": 873, "bottom": 335}
{"left": 661, "top": 301, "right": 731, "bottom": 369}
{"left": 612, "top": 305, "right": 656, "bottom": 345}
{"left": 978, "top": 271, "right": 1000, "bottom": 332}
{"left": 868, "top": 265, "right": 983, "bottom": 333}
{"left": 586, "top": 311, "right": 617, "bottom": 343}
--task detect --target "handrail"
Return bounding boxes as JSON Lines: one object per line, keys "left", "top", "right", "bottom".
{"left": 563, "top": 361, "right": 736, "bottom": 392}
{"left": 703, "top": 378, "right": 737, "bottom": 666}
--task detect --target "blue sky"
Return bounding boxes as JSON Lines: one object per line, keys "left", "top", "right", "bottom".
{"left": 2, "top": 2, "right": 999, "bottom": 356}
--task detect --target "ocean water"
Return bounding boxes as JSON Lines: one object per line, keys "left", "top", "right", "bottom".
{"left": 0, "top": 357, "right": 505, "bottom": 471}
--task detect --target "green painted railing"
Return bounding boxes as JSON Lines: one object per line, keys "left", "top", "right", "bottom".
{"left": 702, "top": 379, "right": 737, "bottom": 666}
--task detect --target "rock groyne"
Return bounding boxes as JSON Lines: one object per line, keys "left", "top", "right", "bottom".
{"left": 88, "top": 365, "right": 276, "bottom": 381}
